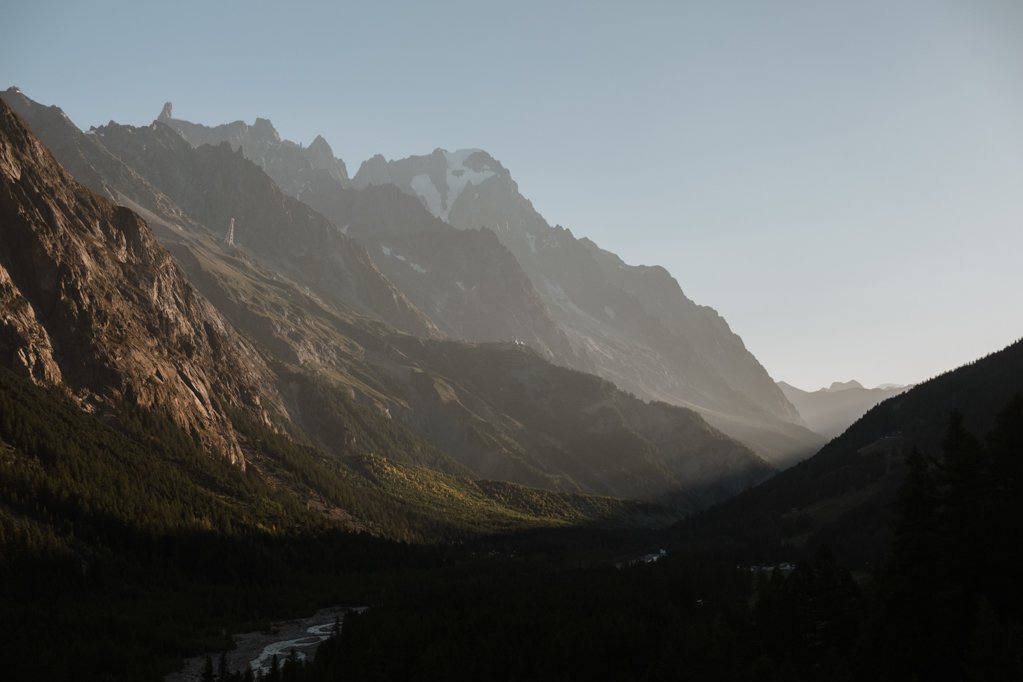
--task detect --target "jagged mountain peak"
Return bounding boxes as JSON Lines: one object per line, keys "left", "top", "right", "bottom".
{"left": 157, "top": 101, "right": 282, "bottom": 144}
{"left": 251, "top": 116, "right": 278, "bottom": 136}
{"left": 309, "top": 133, "right": 332, "bottom": 153}
{"left": 353, "top": 146, "right": 507, "bottom": 223}
{"left": 158, "top": 106, "right": 349, "bottom": 191}
{"left": 89, "top": 117, "right": 439, "bottom": 339}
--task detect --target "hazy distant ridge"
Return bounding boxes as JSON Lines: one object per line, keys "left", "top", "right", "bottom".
{"left": 777, "top": 380, "right": 910, "bottom": 440}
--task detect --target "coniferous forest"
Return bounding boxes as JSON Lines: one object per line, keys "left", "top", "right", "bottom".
{"left": 212, "top": 398, "right": 1023, "bottom": 682}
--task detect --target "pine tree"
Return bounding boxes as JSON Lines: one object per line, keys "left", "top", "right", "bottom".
{"left": 891, "top": 448, "right": 937, "bottom": 577}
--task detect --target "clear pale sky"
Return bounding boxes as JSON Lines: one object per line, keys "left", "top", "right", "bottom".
{"left": 3, "top": 0, "right": 1021, "bottom": 390}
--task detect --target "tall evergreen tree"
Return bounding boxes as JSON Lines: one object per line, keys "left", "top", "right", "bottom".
{"left": 891, "top": 447, "right": 938, "bottom": 579}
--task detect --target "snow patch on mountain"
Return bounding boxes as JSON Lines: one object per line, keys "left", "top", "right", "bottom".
{"left": 410, "top": 173, "right": 444, "bottom": 217}
{"left": 408, "top": 149, "right": 496, "bottom": 222}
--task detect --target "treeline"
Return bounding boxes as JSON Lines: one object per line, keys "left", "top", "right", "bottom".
{"left": 260, "top": 398, "right": 1023, "bottom": 682}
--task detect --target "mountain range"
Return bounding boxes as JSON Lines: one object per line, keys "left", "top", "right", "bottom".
{"left": 158, "top": 107, "right": 823, "bottom": 467}
{"left": 0, "top": 89, "right": 773, "bottom": 513}
{"left": 777, "top": 379, "right": 910, "bottom": 440}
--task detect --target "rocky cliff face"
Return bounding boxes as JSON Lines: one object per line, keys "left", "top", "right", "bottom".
{"left": 352, "top": 149, "right": 822, "bottom": 466}
{"left": 0, "top": 99, "right": 283, "bottom": 464}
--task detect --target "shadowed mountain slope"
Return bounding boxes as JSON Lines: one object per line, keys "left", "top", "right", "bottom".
{"left": 675, "top": 337, "right": 1023, "bottom": 564}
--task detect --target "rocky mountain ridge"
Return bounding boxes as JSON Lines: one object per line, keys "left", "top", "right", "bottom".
{"left": 95, "top": 119, "right": 439, "bottom": 339}
{"left": 162, "top": 108, "right": 592, "bottom": 373}
{"left": 352, "top": 147, "right": 823, "bottom": 466}
{"left": 157, "top": 106, "right": 822, "bottom": 465}
{"left": 158, "top": 101, "right": 349, "bottom": 195}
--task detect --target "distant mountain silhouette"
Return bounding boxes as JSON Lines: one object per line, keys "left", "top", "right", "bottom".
{"left": 777, "top": 380, "right": 909, "bottom": 440}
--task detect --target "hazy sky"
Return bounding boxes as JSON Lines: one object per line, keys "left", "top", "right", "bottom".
{"left": 3, "top": 0, "right": 1021, "bottom": 390}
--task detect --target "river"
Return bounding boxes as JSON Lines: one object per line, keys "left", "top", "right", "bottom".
{"left": 166, "top": 606, "right": 366, "bottom": 681}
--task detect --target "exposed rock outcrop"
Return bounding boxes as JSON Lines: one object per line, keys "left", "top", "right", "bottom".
{"left": 0, "top": 98, "right": 283, "bottom": 464}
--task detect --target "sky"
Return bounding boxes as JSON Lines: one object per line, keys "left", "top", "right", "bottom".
{"left": 3, "top": 0, "right": 1021, "bottom": 390}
